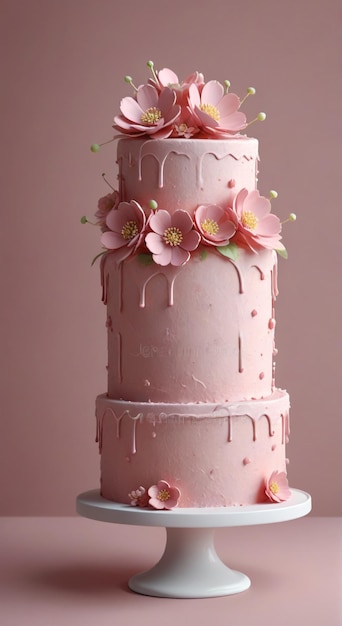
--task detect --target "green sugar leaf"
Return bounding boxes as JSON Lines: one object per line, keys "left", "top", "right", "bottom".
{"left": 216, "top": 242, "right": 239, "bottom": 261}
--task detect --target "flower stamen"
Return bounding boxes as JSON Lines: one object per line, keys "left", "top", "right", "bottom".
{"left": 121, "top": 220, "right": 139, "bottom": 240}
{"left": 199, "top": 103, "right": 220, "bottom": 121}
{"left": 269, "top": 482, "right": 279, "bottom": 495}
{"left": 158, "top": 489, "right": 170, "bottom": 502}
{"left": 241, "top": 210, "right": 258, "bottom": 231}
{"left": 201, "top": 218, "right": 220, "bottom": 236}
{"left": 163, "top": 226, "right": 183, "bottom": 246}
{"left": 141, "top": 107, "right": 162, "bottom": 125}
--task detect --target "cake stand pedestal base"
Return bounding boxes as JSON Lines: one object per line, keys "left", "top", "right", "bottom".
{"left": 129, "top": 526, "right": 250, "bottom": 597}
{"left": 76, "top": 488, "right": 311, "bottom": 598}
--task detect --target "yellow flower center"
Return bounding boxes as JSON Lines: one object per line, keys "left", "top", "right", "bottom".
{"left": 158, "top": 489, "right": 170, "bottom": 502}
{"left": 269, "top": 481, "right": 279, "bottom": 495}
{"left": 201, "top": 218, "right": 220, "bottom": 236}
{"left": 200, "top": 103, "right": 220, "bottom": 121}
{"left": 121, "top": 220, "right": 139, "bottom": 240}
{"left": 141, "top": 106, "right": 162, "bottom": 125}
{"left": 241, "top": 210, "right": 258, "bottom": 231}
{"left": 163, "top": 226, "right": 183, "bottom": 246}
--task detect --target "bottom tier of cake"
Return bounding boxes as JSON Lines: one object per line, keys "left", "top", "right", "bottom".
{"left": 96, "top": 390, "right": 290, "bottom": 508}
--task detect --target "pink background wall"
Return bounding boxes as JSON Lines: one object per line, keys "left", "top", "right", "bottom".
{"left": 1, "top": 0, "right": 341, "bottom": 516}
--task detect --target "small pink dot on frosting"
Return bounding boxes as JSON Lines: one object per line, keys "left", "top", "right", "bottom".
{"left": 152, "top": 432, "right": 157, "bottom": 438}
{"left": 268, "top": 318, "right": 276, "bottom": 329}
{"left": 271, "top": 444, "right": 277, "bottom": 451}
{"left": 125, "top": 456, "right": 131, "bottom": 463}
{"left": 228, "top": 179, "right": 236, "bottom": 188}
{"left": 243, "top": 457, "right": 251, "bottom": 465}
{"left": 259, "top": 372, "right": 264, "bottom": 380}
{"left": 286, "top": 458, "right": 290, "bottom": 464}
{"left": 251, "top": 309, "right": 258, "bottom": 317}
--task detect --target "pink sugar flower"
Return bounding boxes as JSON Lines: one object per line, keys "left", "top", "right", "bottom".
{"left": 153, "top": 68, "right": 204, "bottom": 137}
{"left": 145, "top": 209, "right": 200, "bottom": 266}
{"left": 148, "top": 480, "right": 181, "bottom": 510}
{"left": 188, "top": 80, "right": 247, "bottom": 136}
{"left": 194, "top": 204, "right": 237, "bottom": 246}
{"left": 95, "top": 190, "right": 119, "bottom": 232}
{"left": 128, "top": 486, "right": 149, "bottom": 508}
{"left": 113, "top": 84, "right": 181, "bottom": 139}
{"left": 155, "top": 68, "right": 204, "bottom": 104}
{"left": 232, "top": 188, "right": 286, "bottom": 253}
{"left": 101, "top": 200, "right": 146, "bottom": 260}
{"left": 265, "top": 471, "right": 291, "bottom": 503}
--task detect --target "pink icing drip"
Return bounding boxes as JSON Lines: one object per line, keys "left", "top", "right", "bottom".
{"left": 238, "top": 334, "right": 243, "bottom": 373}
{"left": 137, "top": 146, "right": 190, "bottom": 188}
{"left": 139, "top": 270, "right": 179, "bottom": 308}
{"left": 281, "top": 411, "right": 290, "bottom": 445}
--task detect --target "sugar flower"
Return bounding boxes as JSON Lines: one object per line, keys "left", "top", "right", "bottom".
{"left": 232, "top": 188, "right": 286, "bottom": 253}
{"left": 101, "top": 200, "right": 146, "bottom": 260}
{"left": 148, "top": 480, "right": 181, "bottom": 510}
{"left": 145, "top": 209, "right": 200, "bottom": 266}
{"left": 188, "top": 80, "right": 247, "bottom": 136}
{"left": 155, "top": 68, "right": 204, "bottom": 106}
{"left": 194, "top": 204, "right": 237, "bottom": 246}
{"left": 265, "top": 470, "right": 291, "bottom": 503}
{"left": 95, "top": 190, "right": 119, "bottom": 232}
{"left": 128, "top": 486, "right": 149, "bottom": 507}
{"left": 148, "top": 65, "right": 204, "bottom": 137}
{"left": 113, "top": 84, "right": 181, "bottom": 139}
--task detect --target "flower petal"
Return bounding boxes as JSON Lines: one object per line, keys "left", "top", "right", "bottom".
{"left": 120, "top": 96, "right": 144, "bottom": 123}
{"left": 181, "top": 229, "right": 201, "bottom": 251}
{"left": 171, "top": 246, "right": 190, "bottom": 266}
{"left": 136, "top": 84, "right": 159, "bottom": 111}
{"left": 216, "top": 92, "right": 239, "bottom": 116}
{"left": 171, "top": 209, "right": 193, "bottom": 233}
{"left": 159, "top": 86, "right": 177, "bottom": 113}
{"left": 257, "top": 214, "right": 281, "bottom": 236}
{"left": 145, "top": 232, "right": 164, "bottom": 254}
{"left": 153, "top": 246, "right": 172, "bottom": 266}
{"left": 201, "top": 80, "right": 224, "bottom": 106}
{"left": 158, "top": 68, "right": 179, "bottom": 87}
{"left": 101, "top": 231, "right": 125, "bottom": 250}
{"left": 188, "top": 83, "right": 201, "bottom": 108}
{"left": 149, "top": 209, "right": 171, "bottom": 235}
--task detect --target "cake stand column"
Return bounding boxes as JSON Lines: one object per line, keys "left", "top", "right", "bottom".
{"left": 128, "top": 526, "right": 251, "bottom": 598}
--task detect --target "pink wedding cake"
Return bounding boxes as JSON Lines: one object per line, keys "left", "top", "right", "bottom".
{"left": 86, "top": 62, "right": 294, "bottom": 509}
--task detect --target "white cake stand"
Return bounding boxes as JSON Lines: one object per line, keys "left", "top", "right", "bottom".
{"left": 76, "top": 488, "right": 311, "bottom": 598}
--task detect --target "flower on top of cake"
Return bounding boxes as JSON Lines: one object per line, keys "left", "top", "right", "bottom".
{"left": 111, "top": 60, "right": 265, "bottom": 140}
{"left": 265, "top": 470, "right": 291, "bottom": 503}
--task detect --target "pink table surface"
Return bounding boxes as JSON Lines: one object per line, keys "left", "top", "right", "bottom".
{"left": 1, "top": 516, "right": 341, "bottom": 626}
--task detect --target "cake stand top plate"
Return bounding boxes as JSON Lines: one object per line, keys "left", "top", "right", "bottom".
{"left": 76, "top": 489, "right": 311, "bottom": 528}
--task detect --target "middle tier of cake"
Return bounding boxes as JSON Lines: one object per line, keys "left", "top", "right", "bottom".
{"left": 102, "top": 247, "right": 278, "bottom": 404}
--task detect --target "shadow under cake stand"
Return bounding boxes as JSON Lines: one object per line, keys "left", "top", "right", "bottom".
{"left": 76, "top": 488, "right": 311, "bottom": 598}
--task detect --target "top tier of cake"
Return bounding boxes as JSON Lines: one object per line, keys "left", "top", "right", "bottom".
{"left": 117, "top": 137, "right": 259, "bottom": 214}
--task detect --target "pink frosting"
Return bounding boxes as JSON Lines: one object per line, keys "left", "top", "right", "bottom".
{"left": 103, "top": 247, "right": 277, "bottom": 403}
{"left": 97, "top": 391, "right": 289, "bottom": 507}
